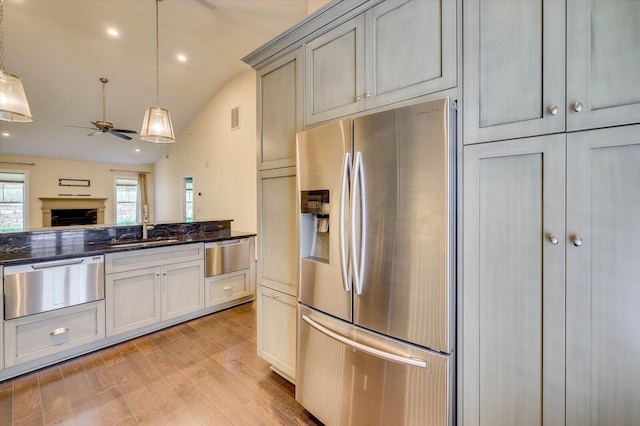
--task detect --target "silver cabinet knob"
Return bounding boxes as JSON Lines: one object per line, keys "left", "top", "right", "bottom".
{"left": 548, "top": 105, "right": 558, "bottom": 116}
{"left": 571, "top": 235, "right": 583, "bottom": 247}
{"left": 272, "top": 294, "right": 279, "bottom": 299}
{"left": 548, "top": 234, "right": 559, "bottom": 245}
{"left": 356, "top": 95, "right": 362, "bottom": 101}
{"left": 572, "top": 102, "right": 583, "bottom": 113}
{"left": 365, "top": 91, "right": 371, "bottom": 98}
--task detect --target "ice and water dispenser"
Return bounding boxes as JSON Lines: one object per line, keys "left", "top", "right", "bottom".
{"left": 300, "top": 189, "right": 330, "bottom": 263}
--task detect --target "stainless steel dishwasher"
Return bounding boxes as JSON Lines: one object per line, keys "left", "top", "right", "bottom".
{"left": 205, "top": 238, "right": 250, "bottom": 277}
{"left": 3, "top": 255, "right": 104, "bottom": 320}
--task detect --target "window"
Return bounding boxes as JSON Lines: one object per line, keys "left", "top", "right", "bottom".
{"left": 115, "top": 178, "right": 138, "bottom": 225}
{"left": 184, "top": 177, "right": 193, "bottom": 222}
{"left": 0, "top": 172, "right": 26, "bottom": 231}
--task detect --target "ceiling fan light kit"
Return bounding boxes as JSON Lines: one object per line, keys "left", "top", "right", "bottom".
{"left": 141, "top": 0, "right": 175, "bottom": 144}
{"left": 0, "top": 0, "right": 33, "bottom": 122}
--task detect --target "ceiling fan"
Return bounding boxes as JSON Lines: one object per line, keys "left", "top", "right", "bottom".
{"left": 64, "top": 77, "right": 138, "bottom": 140}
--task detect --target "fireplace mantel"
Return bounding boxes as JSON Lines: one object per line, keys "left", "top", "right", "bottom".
{"left": 39, "top": 197, "right": 107, "bottom": 227}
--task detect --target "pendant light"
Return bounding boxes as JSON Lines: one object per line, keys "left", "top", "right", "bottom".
{"left": 0, "top": 0, "right": 32, "bottom": 122}
{"left": 140, "top": 0, "right": 174, "bottom": 143}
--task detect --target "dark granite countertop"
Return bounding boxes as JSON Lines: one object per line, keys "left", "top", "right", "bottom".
{"left": 0, "top": 221, "right": 255, "bottom": 266}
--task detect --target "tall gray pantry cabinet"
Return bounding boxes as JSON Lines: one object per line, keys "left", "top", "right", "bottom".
{"left": 462, "top": 0, "right": 640, "bottom": 425}
{"left": 255, "top": 48, "right": 303, "bottom": 383}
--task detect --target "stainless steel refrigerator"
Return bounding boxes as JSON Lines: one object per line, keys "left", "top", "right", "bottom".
{"left": 295, "top": 98, "right": 456, "bottom": 425}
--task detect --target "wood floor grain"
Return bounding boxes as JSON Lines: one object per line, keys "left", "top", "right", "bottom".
{"left": 0, "top": 301, "right": 323, "bottom": 426}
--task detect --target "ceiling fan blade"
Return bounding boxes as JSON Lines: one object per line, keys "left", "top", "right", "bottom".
{"left": 88, "top": 130, "right": 103, "bottom": 136}
{"left": 63, "top": 124, "right": 98, "bottom": 130}
{"left": 109, "top": 131, "right": 133, "bottom": 140}
{"left": 112, "top": 129, "right": 138, "bottom": 134}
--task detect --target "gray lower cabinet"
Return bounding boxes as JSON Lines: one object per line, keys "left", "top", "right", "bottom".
{"left": 463, "top": 124, "right": 640, "bottom": 425}
{"left": 257, "top": 48, "right": 303, "bottom": 171}
{"left": 463, "top": 134, "right": 566, "bottom": 425}
{"left": 105, "top": 244, "right": 205, "bottom": 337}
{"left": 257, "top": 285, "right": 297, "bottom": 382}
{"left": 257, "top": 167, "right": 298, "bottom": 382}
{"left": 4, "top": 301, "right": 106, "bottom": 368}
{"left": 305, "top": 0, "right": 456, "bottom": 126}
{"left": 565, "top": 125, "right": 640, "bottom": 426}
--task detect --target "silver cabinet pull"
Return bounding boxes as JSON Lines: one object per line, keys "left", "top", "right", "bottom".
{"left": 548, "top": 105, "right": 558, "bottom": 116}
{"left": 548, "top": 234, "right": 559, "bottom": 245}
{"left": 571, "top": 235, "right": 583, "bottom": 247}
{"left": 302, "top": 314, "right": 428, "bottom": 369}
{"left": 572, "top": 102, "right": 583, "bottom": 113}
{"left": 31, "top": 258, "right": 84, "bottom": 270}
{"left": 356, "top": 94, "right": 362, "bottom": 101}
{"left": 50, "top": 327, "right": 69, "bottom": 336}
{"left": 365, "top": 91, "right": 371, "bottom": 98}
{"left": 223, "top": 285, "right": 232, "bottom": 291}
{"left": 272, "top": 294, "right": 279, "bottom": 299}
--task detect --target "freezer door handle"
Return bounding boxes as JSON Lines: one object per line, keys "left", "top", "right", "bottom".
{"left": 339, "top": 152, "right": 352, "bottom": 292}
{"left": 350, "top": 151, "right": 366, "bottom": 295}
{"left": 302, "top": 314, "right": 428, "bottom": 369}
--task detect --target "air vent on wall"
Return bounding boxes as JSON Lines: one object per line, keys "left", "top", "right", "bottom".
{"left": 231, "top": 106, "right": 240, "bottom": 131}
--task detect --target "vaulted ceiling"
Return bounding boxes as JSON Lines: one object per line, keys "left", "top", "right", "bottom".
{"left": 0, "top": 0, "right": 312, "bottom": 165}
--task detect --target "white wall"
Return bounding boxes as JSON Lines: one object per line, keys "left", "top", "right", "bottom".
{"left": 0, "top": 154, "right": 153, "bottom": 228}
{"left": 154, "top": 69, "right": 257, "bottom": 233}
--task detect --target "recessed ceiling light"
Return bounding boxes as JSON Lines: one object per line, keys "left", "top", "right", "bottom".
{"left": 107, "top": 28, "right": 119, "bottom": 37}
{"left": 2, "top": 132, "right": 10, "bottom": 137}
{"left": 177, "top": 54, "right": 187, "bottom": 62}
{"left": 135, "top": 149, "right": 141, "bottom": 153}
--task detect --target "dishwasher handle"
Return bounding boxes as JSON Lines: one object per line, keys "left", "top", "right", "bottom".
{"left": 31, "top": 258, "right": 85, "bottom": 270}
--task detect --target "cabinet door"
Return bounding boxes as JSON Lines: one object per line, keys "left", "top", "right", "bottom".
{"left": 463, "top": 0, "right": 565, "bottom": 144}
{"left": 258, "top": 48, "right": 303, "bottom": 170}
{"left": 162, "top": 260, "right": 204, "bottom": 321}
{"left": 105, "top": 267, "right": 161, "bottom": 337}
{"left": 305, "top": 17, "right": 365, "bottom": 126}
{"left": 364, "top": 0, "right": 456, "bottom": 109}
{"left": 566, "top": 125, "right": 640, "bottom": 426}
{"left": 257, "top": 285, "right": 297, "bottom": 382}
{"left": 567, "top": 0, "right": 640, "bottom": 131}
{"left": 257, "top": 167, "right": 297, "bottom": 296}
{"left": 463, "top": 135, "right": 566, "bottom": 425}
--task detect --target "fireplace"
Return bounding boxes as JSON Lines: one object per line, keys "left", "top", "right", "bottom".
{"left": 40, "top": 198, "right": 107, "bottom": 227}
{"left": 51, "top": 208, "right": 98, "bottom": 226}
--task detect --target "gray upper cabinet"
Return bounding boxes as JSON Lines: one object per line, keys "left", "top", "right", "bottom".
{"left": 305, "top": 17, "right": 366, "bottom": 126}
{"left": 566, "top": 0, "right": 640, "bottom": 131}
{"left": 565, "top": 124, "right": 640, "bottom": 426}
{"left": 463, "top": 0, "right": 566, "bottom": 144}
{"left": 363, "top": 0, "right": 456, "bottom": 109}
{"left": 463, "top": 135, "right": 566, "bottom": 425}
{"left": 257, "top": 48, "right": 303, "bottom": 170}
{"left": 306, "top": 0, "right": 456, "bottom": 126}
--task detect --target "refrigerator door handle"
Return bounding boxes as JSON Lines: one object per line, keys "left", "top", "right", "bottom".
{"left": 339, "top": 152, "right": 352, "bottom": 292}
{"left": 351, "top": 152, "right": 366, "bottom": 295}
{"left": 302, "top": 314, "right": 428, "bottom": 369}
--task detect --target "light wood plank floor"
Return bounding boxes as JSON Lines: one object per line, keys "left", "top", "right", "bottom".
{"left": 0, "top": 301, "right": 323, "bottom": 425}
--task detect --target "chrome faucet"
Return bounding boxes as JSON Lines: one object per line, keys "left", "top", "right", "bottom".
{"left": 142, "top": 205, "right": 149, "bottom": 240}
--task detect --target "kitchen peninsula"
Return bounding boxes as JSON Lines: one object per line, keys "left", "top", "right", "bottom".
{"left": 0, "top": 220, "right": 256, "bottom": 381}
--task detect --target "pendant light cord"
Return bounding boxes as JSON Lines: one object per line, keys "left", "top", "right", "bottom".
{"left": 0, "top": 0, "right": 5, "bottom": 71}
{"left": 155, "top": 0, "right": 160, "bottom": 107}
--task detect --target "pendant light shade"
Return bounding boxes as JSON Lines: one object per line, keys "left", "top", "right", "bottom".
{"left": 141, "top": 0, "right": 174, "bottom": 143}
{"left": 0, "top": 0, "right": 32, "bottom": 123}
{"left": 140, "top": 106, "right": 174, "bottom": 143}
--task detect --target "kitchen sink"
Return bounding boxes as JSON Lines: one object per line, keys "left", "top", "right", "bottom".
{"left": 106, "top": 238, "right": 182, "bottom": 248}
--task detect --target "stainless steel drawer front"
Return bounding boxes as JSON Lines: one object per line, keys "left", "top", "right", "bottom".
{"left": 205, "top": 239, "right": 250, "bottom": 277}
{"left": 3, "top": 256, "right": 105, "bottom": 320}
